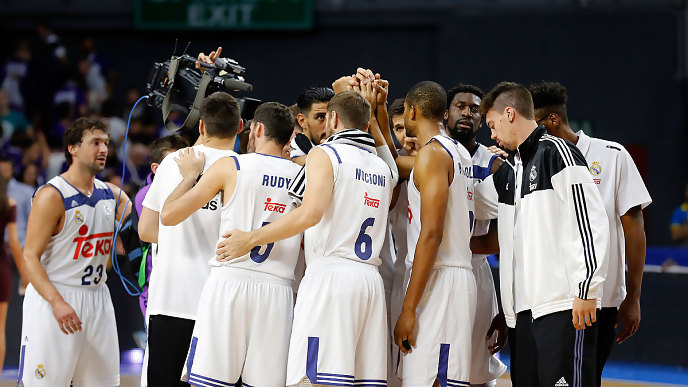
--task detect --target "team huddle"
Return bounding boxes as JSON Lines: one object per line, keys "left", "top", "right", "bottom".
{"left": 16, "top": 58, "right": 651, "bottom": 387}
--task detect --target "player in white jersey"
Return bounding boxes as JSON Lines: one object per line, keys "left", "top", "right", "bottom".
{"left": 158, "top": 102, "right": 301, "bottom": 386}
{"left": 18, "top": 118, "right": 131, "bottom": 386}
{"left": 218, "top": 90, "right": 399, "bottom": 387}
{"left": 530, "top": 81, "right": 652, "bottom": 387}
{"left": 394, "top": 81, "right": 477, "bottom": 387}
{"left": 139, "top": 92, "right": 240, "bottom": 386}
{"left": 445, "top": 84, "right": 507, "bottom": 387}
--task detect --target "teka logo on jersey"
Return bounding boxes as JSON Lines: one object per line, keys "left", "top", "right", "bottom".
{"left": 264, "top": 198, "right": 287, "bottom": 213}
{"left": 364, "top": 192, "right": 380, "bottom": 208}
{"left": 72, "top": 225, "right": 113, "bottom": 260}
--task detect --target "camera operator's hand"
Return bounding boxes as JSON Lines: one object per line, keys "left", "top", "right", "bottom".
{"left": 174, "top": 147, "right": 205, "bottom": 181}
{"left": 195, "top": 46, "right": 223, "bottom": 71}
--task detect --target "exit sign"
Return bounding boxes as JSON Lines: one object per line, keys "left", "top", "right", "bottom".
{"left": 135, "top": 0, "right": 313, "bottom": 30}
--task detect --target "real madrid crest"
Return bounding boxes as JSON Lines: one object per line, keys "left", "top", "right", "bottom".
{"left": 74, "top": 210, "right": 84, "bottom": 224}
{"left": 103, "top": 205, "right": 113, "bottom": 216}
{"left": 529, "top": 165, "right": 537, "bottom": 182}
{"left": 35, "top": 364, "right": 46, "bottom": 379}
{"left": 590, "top": 161, "right": 602, "bottom": 176}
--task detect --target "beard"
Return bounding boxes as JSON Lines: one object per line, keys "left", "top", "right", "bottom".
{"left": 88, "top": 161, "right": 105, "bottom": 175}
{"left": 447, "top": 122, "right": 475, "bottom": 144}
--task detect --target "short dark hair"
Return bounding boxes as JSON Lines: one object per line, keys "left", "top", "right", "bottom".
{"left": 388, "top": 98, "right": 405, "bottom": 119}
{"left": 199, "top": 92, "right": 241, "bottom": 139}
{"left": 150, "top": 134, "right": 189, "bottom": 165}
{"left": 327, "top": 91, "right": 371, "bottom": 131}
{"left": 529, "top": 81, "right": 569, "bottom": 123}
{"left": 446, "top": 84, "right": 484, "bottom": 109}
{"left": 253, "top": 102, "right": 296, "bottom": 147}
{"left": 64, "top": 117, "right": 109, "bottom": 165}
{"left": 479, "top": 82, "right": 534, "bottom": 120}
{"left": 405, "top": 81, "right": 447, "bottom": 121}
{"left": 297, "top": 87, "right": 335, "bottom": 115}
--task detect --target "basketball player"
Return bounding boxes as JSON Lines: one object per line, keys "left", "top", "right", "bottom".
{"left": 139, "top": 92, "right": 240, "bottom": 386}
{"left": 393, "top": 81, "right": 476, "bottom": 387}
{"left": 474, "top": 82, "right": 609, "bottom": 386}
{"left": 445, "top": 83, "right": 507, "bottom": 387}
{"left": 290, "top": 87, "right": 336, "bottom": 160}
{"left": 158, "top": 102, "right": 300, "bottom": 386}
{"left": 18, "top": 117, "right": 131, "bottom": 386}
{"left": 530, "top": 81, "right": 651, "bottom": 386}
{"left": 218, "top": 90, "right": 398, "bottom": 387}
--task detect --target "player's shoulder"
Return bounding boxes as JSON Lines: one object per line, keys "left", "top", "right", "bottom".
{"left": 539, "top": 133, "right": 586, "bottom": 167}
{"left": 31, "top": 182, "right": 64, "bottom": 212}
{"left": 586, "top": 135, "right": 626, "bottom": 154}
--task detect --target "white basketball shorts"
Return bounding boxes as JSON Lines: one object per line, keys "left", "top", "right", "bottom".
{"left": 399, "top": 266, "right": 476, "bottom": 387}
{"left": 469, "top": 258, "right": 506, "bottom": 384}
{"left": 287, "top": 258, "right": 388, "bottom": 387}
{"left": 18, "top": 283, "right": 119, "bottom": 387}
{"left": 182, "top": 267, "right": 294, "bottom": 387}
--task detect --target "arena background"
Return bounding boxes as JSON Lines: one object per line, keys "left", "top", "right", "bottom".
{"left": 1, "top": 0, "right": 686, "bottom": 385}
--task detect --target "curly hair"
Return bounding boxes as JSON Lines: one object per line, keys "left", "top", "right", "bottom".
{"left": 529, "top": 81, "right": 569, "bottom": 122}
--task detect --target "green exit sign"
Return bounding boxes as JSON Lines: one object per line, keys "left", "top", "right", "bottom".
{"left": 135, "top": 0, "right": 313, "bottom": 30}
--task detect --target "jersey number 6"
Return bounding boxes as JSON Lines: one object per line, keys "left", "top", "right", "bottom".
{"left": 355, "top": 217, "right": 375, "bottom": 260}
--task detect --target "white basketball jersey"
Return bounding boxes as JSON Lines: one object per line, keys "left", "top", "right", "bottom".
{"left": 470, "top": 143, "right": 499, "bottom": 239}
{"left": 304, "top": 143, "right": 394, "bottom": 267}
{"left": 36, "top": 176, "right": 116, "bottom": 287}
{"left": 212, "top": 153, "right": 302, "bottom": 281}
{"left": 407, "top": 135, "right": 474, "bottom": 270}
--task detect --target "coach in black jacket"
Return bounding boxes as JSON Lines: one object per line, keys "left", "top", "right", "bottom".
{"left": 474, "top": 82, "right": 609, "bottom": 387}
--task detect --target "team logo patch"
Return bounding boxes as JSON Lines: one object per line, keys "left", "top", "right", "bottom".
{"left": 529, "top": 165, "right": 538, "bottom": 182}
{"left": 590, "top": 161, "right": 602, "bottom": 176}
{"left": 103, "top": 205, "right": 113, "bottom": 216}
{"left": 467, "top": 187, "right": 473, "bottom": 200}
{"left": 74, "top": 210, "right": 84, "bottom": 224}
{"left": 264, "top": 198, "right": 286, "bottom": 213}
{"left": 35, "top": 364, "right": 46, "bottom": 379}
{"left": 363, "top": 192, "right": 380, "bottom": 208}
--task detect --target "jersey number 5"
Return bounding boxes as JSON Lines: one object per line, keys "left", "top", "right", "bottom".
{"left": 250, "top": 222, "right": 275, "bottom": 263}
{"left": 355, "top": 217, "right": 375, "bottom": 260}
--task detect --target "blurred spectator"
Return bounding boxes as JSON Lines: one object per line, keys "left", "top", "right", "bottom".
{"left": 1, "top": 40, "right": 31, "bottom": 112}
{"left": 53, "top": 69, "right": 88, "bottom": 120}
{"left": 36, "top": 22, "right": 67, "bottom": 64}
{"left": 0, "top": 156, "right": 33, "bottom": 247}
{"left": 48, "top": 101, "right": 73, "bottom": 149}
{"left": 78, "top": 57, "right": 108, "bottom": 112}
{"left": 99, "top": 99, "right": 127, "bottom": 160}
{"left": 8, "top": 131, "right": 49, "bottom": 186}
{"left": 670, "top": 182, "right": 688, "bottom": 245}
{"left": 0, "top": 90, "right": 32, "bottom": 145}
{"left": 28, "top": 22, "right": 69, "bottom": 126}
{"left": 81, "top": 36, "right": 115, "bottom": 89}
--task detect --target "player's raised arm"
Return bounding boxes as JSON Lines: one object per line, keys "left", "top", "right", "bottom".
{"left": 394, "top": 143, "right": 452, "bottom": 353}
{"left": 217, "top": 147, "right": 334, "bottom": 259}
{"left": 22, "top": 186, "right": 82, "bottom": 335}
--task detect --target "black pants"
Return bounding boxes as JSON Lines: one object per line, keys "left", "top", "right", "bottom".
{"left": 147, "top": 314, "right": 195, "bottom": 387}
{"left": 509, "top": 309, "right": 599, "bottom": 387}
{"left": 595, "top": 307, "right": 618, "bottom": 386}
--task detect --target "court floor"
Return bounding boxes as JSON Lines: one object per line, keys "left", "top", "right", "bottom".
{"left": 2, "top": 360, "right": 686, "bottom": 386}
